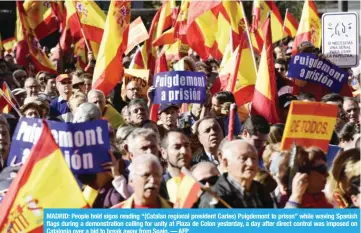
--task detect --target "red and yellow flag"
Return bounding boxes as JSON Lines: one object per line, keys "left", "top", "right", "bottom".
{"left": 60, "top": 0, "right": 106, "bottom": 56}
{"left": 16, "top": 1, "right": 57, "bottom": 75}
{"left": 283, "top": 9, "right": 299, "bottom": 38}
{"left": 74, "top": 38, "right": 88, "bottom": 69}
{"left": 92, "top": 0, "right": 131, "bottom": 96}
{"left": 174, "top": 173, "right": 201, "bottom": 208}
{"left": 252, "top": 0, "right": 285, "bottom": 43}
{"left": 2, "top": 82, "right": 15, "bottom": 113}
{"left": 0, "top": 120, "right": 88, "bottom": 232}
{"left": 251, "top": 15, "right": 280, "bottom": 124}
{"left": 2, "top": 37, "right": 16, "bottom": 53}
{"left": 23, "top": 0, "right": 58, "bottom": 39}
{"left": 291, "top": 0, "right": 321, "bottom": 55}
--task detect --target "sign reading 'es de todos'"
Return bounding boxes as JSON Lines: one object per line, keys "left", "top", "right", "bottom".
{"left": 152, "top": 71, "right": 207, "bottom": 104}
{"left": 280, "top": 101, "right": 338, "bottom": 152}
{"left": 8, "top": 118, "right": 111, "bottom": 174}
{"left": 288, "top": 53, "right": 349, "bottom": 93}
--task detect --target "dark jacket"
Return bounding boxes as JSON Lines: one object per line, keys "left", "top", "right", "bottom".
{"left": 190, "top": 150, "right": 212, "bottom": 167}
{"left": 92, "top": 181, "right": 125, "bottom": 208}
{"left": 199, "top": 173, "right": 274, "bottom": 208}
{"left": 159, "top": 172, "right": 172, "bottom": 200}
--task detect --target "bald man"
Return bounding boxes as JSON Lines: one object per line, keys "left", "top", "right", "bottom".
{"left": 199, "top": 140, "right": 273, "bottom": 208}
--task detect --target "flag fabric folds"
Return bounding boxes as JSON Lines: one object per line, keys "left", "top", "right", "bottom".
{"left": 0, "top": 120, "right": 88, "bottom": 233}
{"left": 174, "top": 173, "right": 201, "bottom": 208}
{"left": 23, "top": 0, "right": 58, "bottom": 40}
{"left": 92, "top": 0, "right": 131, "bottom": 96}
{"left": 291, "top": 0, "right": 321, "bottom": 55}
{"left": 283, "top": 10, "right": 299, "bottom": 38}
{"left": 15, "top": 1, "right": 57, "bottom": 75}
{"left": 251, "top": 15, "right": 280, "bottom": 124}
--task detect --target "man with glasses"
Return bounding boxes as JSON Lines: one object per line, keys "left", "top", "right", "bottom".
{"left": 24, "top": 77, "right": 40, "bottom": 98}
{"left": 275, "top": 58, "right": 288, "bottom": 79}
{"left": 49, "top": 74, "right": 73, "bottom": 122}
{"left": 112, "top": 154, "right": 172, "bottom": 208}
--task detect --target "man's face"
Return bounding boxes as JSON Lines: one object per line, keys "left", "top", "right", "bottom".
{"left": 211, "top": 97, "right": 222, "bottom": 116}
{"left": 24, "top": 107, "right": 40, "bottom": 118}
{"left": 89, "top": 93, "right": 106, "bottom": 113}
{"left": 46, "top": 78, "right": 57, "bottom": 93}
{"left": 131, "top": 136, "right": 159, "bottom": 158}
{"left": 126, "top": 81, "right": 141, "bottom": 100}
{"left": 56, "top": 79, "right": 72, "bottom": 97}
{"left": 37, "top": 73, "right": 47, "bottom": 89}
{"left": 244, "top": 131, "right": 268, "bottom": 152}
{"left": 163, "top": 132, "right": 192, "bottom": 169}
{"left": 227, "top": 142, "right": 258, "bottom": 182}
{"left": 130, "top": 161, "right": 162, "bottom": 203}
{"left": 84, "top": 78, "right": 92, "bottom": 94}
{"left": 275, "top": 63, "right": 286, "bottom": 78}
{"left": 274, "top": 46, "right": 285, "bottom": 59}
{"left": 343, "top": 100, "right": 360, "bottom": 123}
{"left": 0, "top": 124, "right": 10, "bottom": 161}
{"left": 159, "top": 107, "right": 179, "bottom": 128}
{"left": 25, "top": 79, "right": 40, "bottom": 97}
{"left": 129, "top": 104, "right": 149, "bottom": 125}
{"left": 198, "top": 119, "right": 223, "bottom": 152}
{"left": 14, "top": 71, "right": 27, "bottom": 87}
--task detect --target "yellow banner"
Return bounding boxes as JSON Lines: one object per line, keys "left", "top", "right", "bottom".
{"left": 280, "top": 101, "right": 338, "bottom": 151}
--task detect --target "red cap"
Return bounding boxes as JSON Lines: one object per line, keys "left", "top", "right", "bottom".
{"left": 56, "top": 74, "right": 71, "bottom": 82}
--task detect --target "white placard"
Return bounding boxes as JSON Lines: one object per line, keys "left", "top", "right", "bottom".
{"left": 322, "top": 12, "right": 359, "bottom": 68}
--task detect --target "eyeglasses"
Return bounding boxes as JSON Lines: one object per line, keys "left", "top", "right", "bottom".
{"left": 276, "top": 67, "right": 286, "bottom": 72}
{"left": 199, "top": 175, "right": 219, "bottom": 186}
{"left": 310, "top": 164, "right": 328, "bottom": 175}
{"left": 127, "top": 87, "right": 140, "bottom": 92}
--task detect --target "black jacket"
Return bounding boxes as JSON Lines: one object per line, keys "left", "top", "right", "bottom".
{"left": 190, "top": 150, "right": 212, "bottom": 167}
{"left": 199, "top": 173, "right": 274, "bottom": 208}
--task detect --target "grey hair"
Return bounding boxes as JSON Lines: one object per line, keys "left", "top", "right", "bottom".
{"left": 87, "top": 89, "right": 105, "bottom": 100}
{"left": 221, "top": 139, "right": 254, "bottom": 162}
{"left": 128, "top": 153, "right": 163, "bottom": 180}
{"left": 72, "top": 102, "right": 102, "bottom": 123}
{"left": 127, "top": 98, "right": 148, "bottom": 114}
{"left": 127, "top": 128, "right": 159, "bottom": 153}
{"left": 116, "top": 125, "right": 136, "bottom": 152}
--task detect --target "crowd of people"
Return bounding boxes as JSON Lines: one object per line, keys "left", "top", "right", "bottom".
{"left": 0, "top": 36, "right": 360, "bottom": 209}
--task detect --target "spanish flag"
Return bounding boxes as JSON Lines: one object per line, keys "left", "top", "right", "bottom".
{"left": 74, "top": 38, "right": 88, "bottom": 69}
{"left": 129, "top": 45, "right": 147, "bottom": 70}
{"left": 283, "top": 9, "right": 299, "bottom": 38}
{"left": 60, "top": 0, "right": 105, "bottom": 56}
{"left": 0, "top": 120, "right": 88, "bottom": 232}
{"left": 252, "top": 0, "right": 285, "bottom": 43}
{"left": 23, "top": 0, "right": 58, "bottom": 39}
{"left": 251, "top": 15, "right": 280, "bottom": 124}
{"left": 174, "top": 173, "right": 201, "bottom": 208}
{"left": 2, "top": 82, "right": 15, "bottom": 114}
{"left": 2, "top": 37, "right": 16, "bottom": 53}
{"left": 92, "top": 0, "right": 131, "bottom": 96}
{"left": 291, "top": 0, "right": 321, "bottom": 55}
{"left": 16, "top": 1, "right": 57, "bottom": 75}
{"left": 154, "top": 0, "right": 177, "bottom": 43}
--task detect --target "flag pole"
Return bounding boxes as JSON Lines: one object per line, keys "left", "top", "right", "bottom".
{"left": 0, "top": 90, "right": 23, "bottom": 117}
{"left": 241, "top": 2, "right": 258, "bottom": 77}
{"left": 73, "top": 2, "right": 92, "bottom": 53}
{"left": 181, "top": 167, "right": 232, "bottom": 208}
{"left": 3, "top": 82, "right": 20, "bottom": 108}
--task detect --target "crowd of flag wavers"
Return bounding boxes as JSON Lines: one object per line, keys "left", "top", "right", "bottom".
{"left": 0, "top": 3, "right": 360, "bottom": 231}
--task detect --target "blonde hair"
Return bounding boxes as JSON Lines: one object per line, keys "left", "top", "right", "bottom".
{"left": 326, "top": 148, "right": 360, "bottom": 206}
{"left": 69, "top": 92, "right": 87, "bottom": 112}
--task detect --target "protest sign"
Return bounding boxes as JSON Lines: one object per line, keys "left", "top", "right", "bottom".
{"left": 322, "top": 12, "right": 359, "bottom": 68}
{"left": 280, "top": 101, "right": 338, "bottom": 152}
{"left": 121, "top": 69, "right": 150, "bottom": 99}
{"left": 288, "top": 53, "right": 349, "bottom": 93}
{"left": 8, "top": 118, "right": 111, "bottom": 174}
{"left": 152, "top": 71, "right": 207, "bottom": 104}
{"left": 125, "top": 17, "right": 149, "bottom": 55}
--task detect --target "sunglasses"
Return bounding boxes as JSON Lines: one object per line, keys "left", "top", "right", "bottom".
{"left": 276, "top": 68, "right": 286, "bottom": 72}
{"left": 199, "top": 175, "right": 219, "bottom": 186}
{"left": 310, "top": 164, "right": 328, "bottom": 175}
